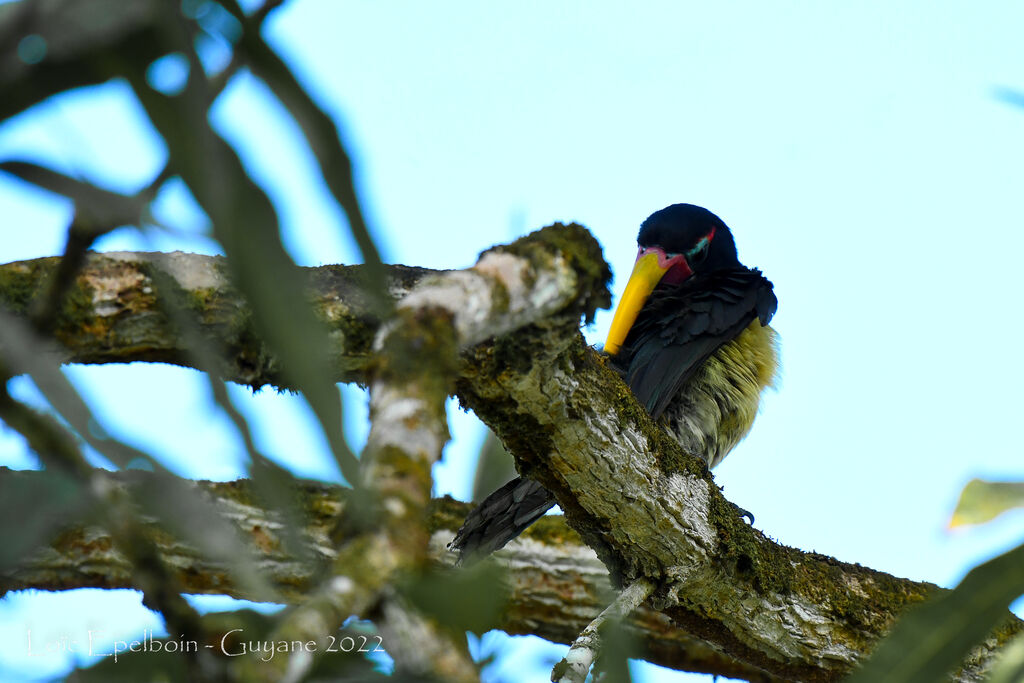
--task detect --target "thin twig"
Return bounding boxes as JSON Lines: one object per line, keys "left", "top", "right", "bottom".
{"left": 553, "top": 578, "right": 656, "bottom": 683}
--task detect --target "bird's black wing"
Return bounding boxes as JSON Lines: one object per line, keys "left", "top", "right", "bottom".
{"left": 614, "top": 268, "right": 776, "bottom": 420}
{"left": 451, "top": 270, "right": 774, "bottom": 563}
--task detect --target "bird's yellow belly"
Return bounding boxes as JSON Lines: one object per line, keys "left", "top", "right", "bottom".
{"left": 661, "top": 320, "right": 779, "bottom": 468}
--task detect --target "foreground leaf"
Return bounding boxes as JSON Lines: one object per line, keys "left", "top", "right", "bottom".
{"left": 950, "top": 479, "right": 1024, "bottom": 528}
{"left": 986, "top": 629, "right": 1024, "bottom": 683}
{"left": 846, "top": 540, "right": 1024, "bottom": 683}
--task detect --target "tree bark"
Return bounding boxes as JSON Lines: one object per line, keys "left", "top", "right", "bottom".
{"left": 1, "top": 238, "right": 1019, "bottom": 681}
{"left": 0, "top": 467, "right": 779, "bottom": 681}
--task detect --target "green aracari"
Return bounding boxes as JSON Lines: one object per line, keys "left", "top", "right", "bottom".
{"left": 451, "top": 203, "right": 779, "bottom": 562}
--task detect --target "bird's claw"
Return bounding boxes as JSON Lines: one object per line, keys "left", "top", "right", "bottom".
{"left": 732, "top": 502, "right": 755, "bottom": 525}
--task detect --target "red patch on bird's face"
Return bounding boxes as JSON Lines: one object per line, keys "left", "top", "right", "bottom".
{"left": 636, "top": 246, "right": 692, "bottom": 284}
{"left": 662, "top": 259, "right": 693, "bottom": 284}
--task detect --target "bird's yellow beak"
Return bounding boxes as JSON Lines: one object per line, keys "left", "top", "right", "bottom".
{"left": 604, "top": 251, "right": 673, "bottom": 356}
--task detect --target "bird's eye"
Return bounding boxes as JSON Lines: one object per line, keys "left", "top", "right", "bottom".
{"left": 686, "top": 238, "right": 710, "bottom": 264}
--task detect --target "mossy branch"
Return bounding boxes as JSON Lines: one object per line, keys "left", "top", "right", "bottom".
{"left": 0, "top": 467, "right": 782, "bottom": 681}
{"left": 1, "top": 229, "right": 1019, "bottom": 681}
{"left": 0, "top": 251, "right": 432, "bottom": 388}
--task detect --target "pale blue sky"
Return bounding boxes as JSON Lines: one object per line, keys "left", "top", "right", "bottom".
{"left": 2, "top": 2, "right": 1023, "bottom": 681}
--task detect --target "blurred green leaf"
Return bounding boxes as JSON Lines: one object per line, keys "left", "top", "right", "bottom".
{"left": 129, "top": 471, "right": 276, "bottom": 601}
{"left": 986, "top": 629, "right": 1024, "bottom": 683}
{"left": 0, "top": 160, "right": 171, "bottom": 332}
{"left": 0, "top": 160, "right": 149, "bottom": 228}
{"left": 123, "top": 37, "right": 361, "bottom": 487}
{"left": 845, "top": 540, "right": 1024, "bottom": 683}
{"left": 471, "top": 430, "right": 517, "bottom": 504}
{"left": 399, "top": 562, "right": 508, "bottom": 637}
{"left": 951, "top": 479, "right": 1024, "bottom": 528}
{"left": 219, "top": 0, "right": 390, "bottom": 311}
{"left": 149, "top": 267, "right": 315, "bottom": 564}
{"left": 0, "top": 308, "right": 161, "bottom": 471}
{"left": 0, "top": 467, "right": 92, "bottom": 571}
{"left": 0, "top": 0, "right": 169, "bottom": 122}
{"left": 594, "top": 616, "right": 637, "bottom": 683}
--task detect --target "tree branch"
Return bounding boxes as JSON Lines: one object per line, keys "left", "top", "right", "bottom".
{"left": 455, "top": 316, "right": 1022, "bottom": 681}
{"left": 554, "top": 577, "right": 656, "bottom": 683}
{"left": 2, "top": 229, "right": 1020, "bottom": 681}
{"left": 216, "top": 222, "right": 608, "bottom": 681}
{"left": 0, "top": 467, "right": 781, "bottom": 682}
{"left": 0, "top": 251, "right": 430, "bottom": 387}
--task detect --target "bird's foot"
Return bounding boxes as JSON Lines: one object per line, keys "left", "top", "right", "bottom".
{"left": 731, "top": 502, "right": 755, "bottom": 525}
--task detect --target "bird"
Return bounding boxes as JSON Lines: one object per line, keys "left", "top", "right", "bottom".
{"left": 450, "top": 203, "right": 779, "bottom": 562}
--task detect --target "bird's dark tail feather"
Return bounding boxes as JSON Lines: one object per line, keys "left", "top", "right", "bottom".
{"left": 449, "top": 476, "right": 556, "bottom": 564}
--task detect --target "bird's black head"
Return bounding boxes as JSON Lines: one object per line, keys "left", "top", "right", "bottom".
{"left": 605, "top": 203, "right": 743, "bottom": 355}
{"left": 637, "top": 204, "right": 739, "bottom": 279}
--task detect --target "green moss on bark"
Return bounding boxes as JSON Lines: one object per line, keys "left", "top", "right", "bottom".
{"left": 374, "top": 306, "right": 459, "bottom": 410}
{"left": 0, "top": 257, "right": 96, "bottom": 336}
{"left": 0, "top": 258, "right": 55, "bottom": 313}
{"left": 489, "top": 222, "right": 612, "bottom": 323}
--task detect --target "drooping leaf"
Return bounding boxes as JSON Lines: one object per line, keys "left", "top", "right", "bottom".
{"left": 129, "top": 471, "right": 276, "bottom": 601}
{"left": 845, "top": 540, "right": 1024, "bottom": 683}
{"left": 950, "top": 479, "right": 1024, "bottom": 528}
{"left": 0, "top": 467, "right": 92, "bottom": 571}
{"left": 0, "top": 160, "right": 149, "bottom": 228}
{"left": 399, "top": 562, "right": 508, "bottom": 637}
{"left": 218, "top": 0, "right": 390, "bottom": 312}
{"left": 0, "top": 308, "right": 161, "bottom": 472}
{"left": 593, "top": 615, "right": 638, "bottom": 683}
{"left": 124, "top": 43, "right": 362, "bottom": 487}
{"left": 149, "top": 267, "right": 315, "bottom": 564}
